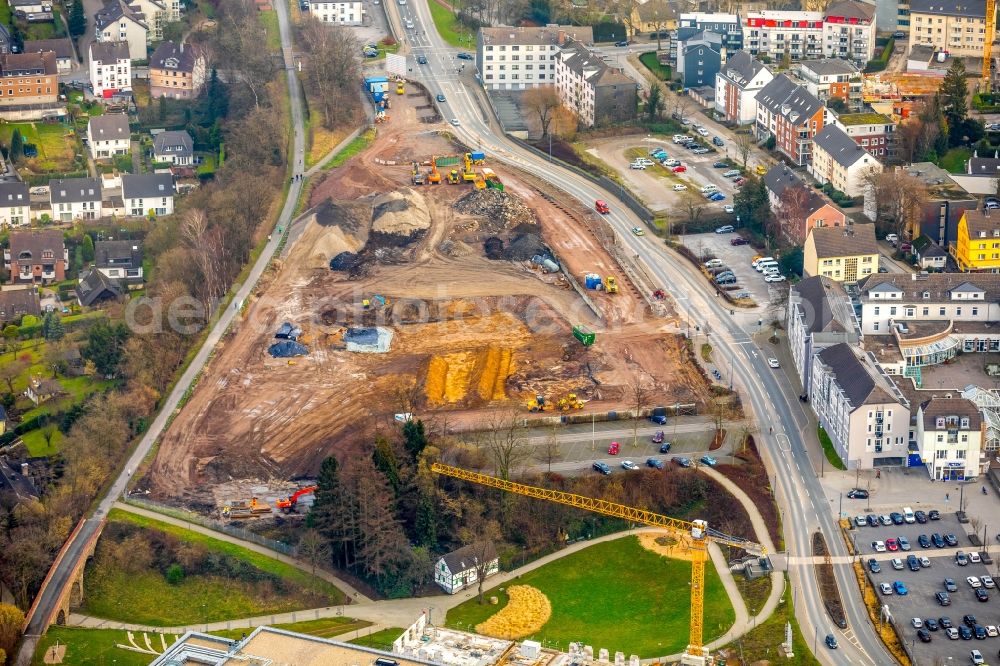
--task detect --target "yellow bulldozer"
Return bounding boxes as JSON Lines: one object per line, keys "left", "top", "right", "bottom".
{"left": 526, "top": 395, "right": 553, "bottom": 412}
{"left": 605, "top": 276, "right": 618, "bottom": 294}
{"left": 558, "top": 393, "right": 585, "bottom": 411}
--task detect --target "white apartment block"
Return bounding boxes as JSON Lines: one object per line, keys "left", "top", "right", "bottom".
{"left": 89, "top": 42, "right": 131, "bottom": 98}
{"left": 49, "top": 177, "right": 103, "bottom": 222}
{"left": 914, "top": 398, "right": 985, "bottom": 480}
{"left": 908, "top": 0, "right": 992, "bottom": 58}
{"left": 308, "top": 0, "right": 363, "bottom": 25}
{"left": 787, "top": 275, "right": 861, "bottom": 392}
{"left": 477, "top": 25, "right": 593, "bottom": 91}
{"left": 743, "top": 1, "right": 875, "bottom": 64}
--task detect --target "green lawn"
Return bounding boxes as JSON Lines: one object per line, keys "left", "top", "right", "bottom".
{"left": 638, "top": 52, "right": 672, "bottom": 81}
{"left": 0, "top": 122, "right": 79, "bottom": 172}
{"left": 33, "top": 626, "right": 171, "bottom": 666}
{"left": 21, "top": 427, "right": 63, "bottom": 457}
{"left": 209, "top": 617, "right": 372, "bottom": 641}
{"left": 817, "top": 426, "right": 847, "bottom": 471}
{"left": 321, "top": 128, "right": 376, "bottom": 170}
{"left": 81, "top": 509, "right": 347, "bottom": 626}
{"left": 937, "top": 147, "right": 972, "bottom": 174}
{"left": 259, "top": 10, "right": 281, "bottom": 50}
{"left": 349, "top": 627, "right": 405, "bottom": 650}
{"left": 428, "top": 0, "right": 473, "bottom": 49}
{"left": 446, "top": 536, "right": 734, "bottom": 657}
{"left": 721, "top": 577, "right": 818, "bottom": 665}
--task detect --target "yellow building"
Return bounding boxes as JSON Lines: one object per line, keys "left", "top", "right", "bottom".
{"left": 952, "top": 209, "right": 1000, "bottom": 272}
{"left": 803, "top": 223, "right": 879, "bottom": 283}
{"left": 908, "top": 0, "right": 994, "bottom": 59}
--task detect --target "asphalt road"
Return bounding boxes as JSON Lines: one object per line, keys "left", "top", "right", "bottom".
{"left": 13, "top": 3, "right": 307, "bottom": 663}
{"left": 396, "top": 6, "right": 894, "bottom": 664}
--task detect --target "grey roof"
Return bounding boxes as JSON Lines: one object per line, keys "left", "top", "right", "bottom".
{"left": 89, "top": 114, "right": 130, "bottom": 141}
{"left": 95, "top": 0, "right": 147, "bottom": 31}
{"left": 961, "top": 209, "right": 1000, "bottom": 238}
{"left": 77, "top": 269, "right": 122, "bottom": 306}
{"left": 719, "top": 50, "right": 768, "bottom": 88}
{"left": 919, "top": 397, "right": 982, "bottom": 431}
{"left": 968, "top": 154, "right": 1000, "bottom": 176}
{"left": 816, "top": 343, "right": 899, "bottom": 410}
{"left": 0, "top": 288, "right": 40, "bottom": 323}
{"left": 763, "top": 164, "right": 827, "bottom": 214}
{"left": 558, "top": 41, "right": 633, "bottom": 87}
{"left": 825, "top": 0, "right": 876, "bottom": 21}
{"left": 0, "top": 51, "right": 57, "bottom": 76}
{"left": 791, "top": 276, "right": 855, "bottom": 335}
{"left": 153, "top": 130, "right": 193, "bottom": 158}
{"left": 683, "top": 29, "right": 723, "bottom": 48}
{"left": 756, "top": 74, "right": 800, "bottom": 115}
{"left": 122, "top": 173, "right": 174, "bottom": 199}
{"left": 920, "top": 242, "right": 948, "bottom": 257}
{"left": 857, "top": 272, "right": 1000, "bottom": 302}
{"left": 480, "top": 25, "right": 593, "bottom": 47}
{"left": 440, "top": 542, "right": 498, "bottom": 573}
{"left": 89, "top": 40, "right": 129, "bottom": 63}
{"left": 149, "top": 40, "right": 200, "bottom": 73}
{"left": 50, "top": 177, "right": 102, "bottom": 204}
{"left": 95, "top": 240, "right": 141, "bottom": 269}
{"left": 814, "top": 124, "right": 873, "bottom": 168}
{"left": 23, "top": 38, "right": 74, "bottom": 60}
{"left": 799, "top": 58, "right": 859, "bottom": 77}
{"left": 776, "top": 85, "right": 824, "bottom": 125}
{"left": 909, "top": 0, "right": 985, "bottom": 17}
{"left": 9, "top": 230, "right": 64, "bottom": 261}
{"left": 808, "top": 223, "right": 878, "bottom": 258}
{"left": 0, "top": 181, "right": 29, "bottom": 207}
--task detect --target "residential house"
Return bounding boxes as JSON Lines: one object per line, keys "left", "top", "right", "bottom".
{"left": 810, "top": 342, "right": 910, "bottom": 469}
{"left": 866, "top": 163, "right": 976, "bottom": 246}
{"left": 803, "top": 223, "right": 879, "bottom": 282}
{"left": 787, "top": 275, "right": 861, "bottom": 393}
{"left": 0, "top": 182, "right": 30, "bottom": 228}
{"left": 88, "top": 41, "right": 131, "bottom": 98}
{"left": 908, "top": 0, "right": 993, "bottom": 58}
{"left": 0, "top": 287, "right": 40, "bottom": 323}
{"left": 714, "top": 50, "right": 773, "bottom": 125}
{"left": 307, "top": 0, "right": 363, "bottom": 24}
{"left": 0, "top": 51, "right": 60, "bottom": 120}
{"left": 476, "top": 26, "right": 593, "bottom": 91}
{"left": 959, "top": 150, "right": 1000, "bottom": 194}
{"left": 810, "top": 124, "right": 882, "bottom": 198}
{"left": 763, "top": 164, "right": 846, "bottom": 244}
{"left": 49, "top": 177, "right": 103, "bottom": 221}
{"left": 678, "top": 12, "right": 743, "bottom": 53}
{"left": 4, "top": 230, "right": 67, "bottom": 283}
{"left": 911, "top": 235, "right": 949, "bottom": 269}
{"left": 128, "top": 0, "right": 168, "bottom": 40}
{"left": 951, "top": 209, "right": 1000, "bottom": 272}
{"left": 122, "top": 173, "right": 174, "bottom": 216}
{"left": 11, "top": 0, "right": 52, "bottom": 16}
{"left": 21, "top": 38, "right": 75, "bottom": 72}
{"left": 629, "top": 3, "right": 676, "bottom": 39}
{"left": 743, "top": 2, "right": 875, "bottom": 63}
{"left": 914, "top": 398, "right": 984, "bottom": 480}
{"left": 822, "top": 0, "right": 877, "bottom": 64}
{"left": 152, "top": 129, "right": 194, "bottom": 165}
{"left": 76, "top": 268, "right": 124, "bottom": 306}
{"left": 87, "top": 114, "right": 130, "bottom": 159}
{"left": 94, "top": 0, "right": 148, "bottom": 61}
{"left": 94, "top": 239, "right": 143, "bottom": 282}
{"left": 676, "top": 31, "right": 723, "bottom": 90}
{"left": 755, "top": 74, "right": 826, "bottom": 166}
{"left": 434, "top": 542, "right": 499, "bottom": 594}
{"left": 149, "top": 41, "right": 205, "bottom": 100}
{"left": 554, "top": 40, "right": 637, "bottom": 127}
{"left": 830, "top": 111, "right": 896, "bottom": 159}
{"left": 25, "top": 376, "right": 64, "bottom": 405}
{"left": 796, "top": 59, "right": 861, "bottom": 106}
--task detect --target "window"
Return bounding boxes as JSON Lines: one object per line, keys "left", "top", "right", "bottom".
{"left": 973, "top": 307, "right": 979, "bottom": 315}
{"left": 940, "top": 307, "right": 946, "bottom": 316}
{"left": 936, "top": 450, "right": 947, "bottom": 459}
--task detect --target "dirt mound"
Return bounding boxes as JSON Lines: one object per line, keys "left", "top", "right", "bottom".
{"left": 424, "top": 345, "right": 514, "bottom": 406}
{"left": 454, "top": 188, "right": 537, "bottom": 231}
{"left": 371, "top": 189, "right": 431, "bottom": 237}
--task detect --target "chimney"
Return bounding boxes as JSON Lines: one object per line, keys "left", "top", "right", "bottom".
{"left": 179, "top": 42, "right": 184, "bottom": 53}
{"left": 558, "top": 30, "right": 566, "bottom": 45}
{"left": 21, "top": 462, "right": 28, "bottom": 476}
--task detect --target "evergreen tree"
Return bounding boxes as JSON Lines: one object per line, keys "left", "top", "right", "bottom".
{"left": 645, "top": 84, "right": 662, "bottom": 122}
{"left": 9, "top": 129, "right": 23, "bottom": 164}
{"left": 81, "top": 234, "right": 95, "bottom": 262}
{"left": 41, "top": 311, "right": 64, "bottom": 341}
{"left": 158, "top": 96, "right": 167, "bottom": 121}
{"left": 82, "top": 320, "right": 129, "bottom": 377}
{"left": 197, "top": 69, "right": 229, "bottom": 127}
{"left": 939, "top": 59, "right": 969, "bottom": 146}
{"left": 307, "top": 455, "right": 341, "bottom": 535}
{"left": 372, "top": 436, "right": 400, "bottom": 493}
{"left": 402, "top": 419, "right": 427, "bottom": 461}
{"left": 414, "top": 492, "right": 437, "bottom": 548}
{"left": 68, "top": 0, "right": 86, "bottom": 37}
{"left": 733, "top": 175, "right": 770, "bottom": 235}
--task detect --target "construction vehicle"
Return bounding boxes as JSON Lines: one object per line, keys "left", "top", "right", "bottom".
{"left": 362, "top": 294, "right": 389, "bottom": 309}
{"left": 572, "top": 324, "right": 596, "bottom": 346}
{"left": 461, "top": 169, "right": 477, "bottom": 183}
{"left": 446, "top": 169, "right": 460, "bottom": 184}
{"left": 427, "top": 163, "right": 441, "bottom": 184}
{"left": 473, "top": 174, "right": 487, "bottom": 190}
{"left": 431, "top": 463, "right": 768, "bottom": 666}
{"left": 222, "top": 497, "right": 272, "bottom": 519}
{"left": 557, "top": 393, "right": 584, "bottom": 411}
{"left": 275, "top": 485, "right": 317, "bottom": 513}
{"left": 396, "top": 81, "right": 405, "bottom": 95}
{"left": 466, "top": 151, "right": 486, "bottom": 165}
{"left": 481, "top": 168, "right": 503, "bottom": 191}
{"left": 985, "top": 0, "right": 997, "bottom": 92}
{"left": 364, "top": 76, "right": 391, "bottom": 113}
{"left": 525, "top": 395, "right": 553, "bottom": 412}
{"left": 411, "top": 162, "right": 425, "bottom": 185}
{"left": 605, "top": 276, "right": 618, "bottom": 294}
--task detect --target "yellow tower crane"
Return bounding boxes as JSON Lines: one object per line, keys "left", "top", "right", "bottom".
{"left": 984, "top": 0, "right": 997, "bottom": 92}
{"left": 431, "top": 463, "right": 768, "bottom": 665}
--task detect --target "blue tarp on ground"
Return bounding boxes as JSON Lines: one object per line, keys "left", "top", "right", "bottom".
{"left": 268, "top": 340, "right": 309, "bottom": 358}
{"left": 275, "top": 322, "right": 302, "bottom": 340}
{"left": 343, "top": 328, "right": 379, "bottom": 345}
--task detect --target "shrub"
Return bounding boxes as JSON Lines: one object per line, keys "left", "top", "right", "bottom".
{"left": 166, "top": 563, "right": 185, "bottom": 585}
{"left": 381, "top": 35, "right": 396, "bottom": 46}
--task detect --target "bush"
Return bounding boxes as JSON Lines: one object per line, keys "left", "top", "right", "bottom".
{"left": 166, "top": 563, "right": 185, "bottom": 585}
{"left": 381, "top": 35, "right": 396, "bottom": 46}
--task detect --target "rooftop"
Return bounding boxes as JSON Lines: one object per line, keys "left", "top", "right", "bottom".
{"left": 814, "top": 124, "right": 876, "bottom": 168}
{"left": 799, "top": 58, "right": 860, "bottom": 77}
{"left": 89, "top": 40, "right": 129, "bottom": 63}
{"left": 121, "top": 172, "right": 174, "bottom": 199}
{"left": 857, "top": 272, "right": 1000, "bottom": 302}
{"left": 719, "top": 50, "right": 770, "bottom": 89}
{"left": 22, "top": 38, "right": 74, "bottom": 60}
{"left": 49, "top": 177, "right": 102, "bottom": 204}
{"left": 808, "top": 223, "right": 878, "bottom": 258}
{"left": 919, "top": 397, "right": 984, "bottom": 431}
{"left": 962, "top": 209, "right": 1000, "bottom": 239}
{"left": 902, "top": 162, "right": 971, "bottom": 200}
{"left": 790, "top": 275, "right": 860, "bottom": 336}
{"left": 479, "top": 25, "right": 593, "bottom": 47}
{"left": 88, "top": 114, "right": 130, "bottom": 140}
{"left": 149, "top": 40, "right": 201, "bottom": 72}
{"left": 909, "top": 0, "right": 986, "bottom": 17}
{"left": 95, "top": 240, "right": 141, "bottom": 270}
{"left": 837, "top": 112, "right": 892, "bottom": 126}
{"left": 817, "top": 342, "right": 908, "bottom": 411}
{"left": 0, "top": 51, "right": 57, "bottom": 76}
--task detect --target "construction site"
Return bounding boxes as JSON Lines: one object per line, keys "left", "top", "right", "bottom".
{"left": 144, "top": 84, "right": 715, "bottom": 513}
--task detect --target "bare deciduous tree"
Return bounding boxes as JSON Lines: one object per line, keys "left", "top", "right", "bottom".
{"left": 458, "top": 515, "right": 501, "bottom": 604}
{"left": 297, "top": 528, "right": 331, "bottom": 574}
{"left": 478, "top": 407, "right": 530, "bottom": 480}
{"left": 776, "top": 184, "right": 817, "bottom": 245}
{"left": 522, "top": 86, "right": 563, "bottom": 138}
{"left": 215, "top": 0, "right": 276, "bottom": 108}
{"left": 734, "top": 132, "right": 755, "bottom": 170}
{"left": 535, "top": 426, "right": 564, "bottom": 472}
{"left": 629, "top": 370, "right": 652, "bottom": 447}
{"left": 864, "top": 168, "right": 929, "bottom": 241}
{"left": 680, "top": 191, "right": 707, "bottom": 226}
{"left": 297, "top": 18, "right": 362, "bottom": 130}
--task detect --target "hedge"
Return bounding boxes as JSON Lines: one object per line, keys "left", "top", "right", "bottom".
{"left": 0, "top": 413, "right": 52, "bottom": 446}
{"left": 865, "top": 38, "right": 894, "bottom": 72}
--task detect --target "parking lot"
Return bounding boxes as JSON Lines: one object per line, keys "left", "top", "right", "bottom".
{"left": 682, "top": 232, "right": 781, "bottom": 307}
{"left": 849, "top": 510, "right": 1000, "bottom": 663}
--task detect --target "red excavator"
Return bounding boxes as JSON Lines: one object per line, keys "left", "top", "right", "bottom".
{"left": 275, "top": 486, "right": 317, "bottom": 513}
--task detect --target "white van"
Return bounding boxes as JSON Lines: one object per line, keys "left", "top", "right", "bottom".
{"left": 752, "top": 256, "right": 775, "bottom": 268}
{"left": 903, "top": 507, "right": 915, "bottom": 523}
{"left": 756, "top": 260, "right": 778, "bottom": 273}
{"left": 701, "top": 184, "right": 720, "bottom": 194}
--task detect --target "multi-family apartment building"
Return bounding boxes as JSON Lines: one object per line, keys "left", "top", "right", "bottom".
{"left": 0, "top": 51, "right": 60, "bottom": 120}
{"left": 810, "top": 124, "right": 882, "bottom": 198}
{"left": 89, "top": 41, "right": 131, "bottom": 98}
{"left": 951, "top": 209, "right": 1000, "bottom": 272}
{"left": 676, "top": 31, "right": 723, "bottom": 90}
{"left": 763, "top": 164, "right": 847, "bottom": 244}
{"left": 755, "top": 74, "right": 826, "bottom": 165}
{"left": 4, "top": 230, "right": 68, "bottom": 283}
{"left": 914, "top": 397, "right": 984, "bottom": 480}
{"left": 49, "top": 177, "right": 103, "bottom": 221}
{"left": 553, "top": 41, "right": 636, "bottom": 127}
{"left": 823, "top": 0, "right": 877, "bottom": 63}
{"left": 307, "top": 0, "right": 362, "bottom": 24}
{"left": 908, "top": 0, "right": 993, "bottom": 58}
{"left": 149, "top": 41, "right": 205, "bottom": 99}
{"left": 830, "top": 111, "right": 896, "bottom": 159}
{"left": 797, "top": 59, "right": 861, "bottom": 106}
{"left": 122, "top": 173, "right": 174, "bottom": 217}
{"left": 803, "top": 223, "right": 879, "bottom": 282}
{"left": 787, "top": 275, "right": 861, "bottom": 392}
{"left": 678, "top": 12, "right": 743, "bottom": 53}
{"left": 94, "top": 0, "right": 148, "bottom": 61}
{"left": 810, "top": 342, "right": 911, "bottom": 469}
{"left": 715, "top": 50, "right": 773, "bottom": 125}
{"left": 476, "top": 25, "right": 593, "bottom": 91}
{"left": 743, "top": 1, "right": 875, "bottom": 64}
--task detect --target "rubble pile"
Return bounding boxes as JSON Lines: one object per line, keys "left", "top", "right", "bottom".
{"left": 454, "top": 189, "right": 537, "bottom": 230}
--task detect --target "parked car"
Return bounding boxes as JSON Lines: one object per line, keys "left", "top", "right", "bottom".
{"left": 971, "top": 649, "right": 984, "bottom": 665}
{"left": 614, "top": 40, "right": 629, "bottom": 46}
{"left": 630, "top": 162, "right": 647, "bottom": 170}
{"left": 872, "top": 540, "right": 887, "bottom": 552}
{"left": 929, "top": 509, "right": 941, "bottom": 520}
{"left": 879, "top": 582, "right": 893, "bottom": 595}
{"left": 940, "top": 616, "right": 953, "bottom": 628}
{"left": 933, "top": 533, "right": 946, "bottom": 548}
{"left": 920, "top": 557, "right": 931, "bottom": 568}
{"left": 946, "top": 534, "right": 960, "bottom": 547}
{"left": 646, "top": 458, "right": 664, "bottom": 469}
{"left": 730, "top": 237, "right": 749, "bottom": 246}
{"left": 847, "top": 488, "right": 869, "bottom": 499}
{"left": 659, "top": 442, "right": 672, "bottom": 453}
{"left": 893, "top": 581, "right": 908, "bottom": 595}
{"left": 890, "top": 512, "right": 904, "bottom": 524}
{"left": 964, "top": 614, "right": 978, "bottom": 628}
{"left": 713, "top": 161, "right": 728, "bottom": 168}
{"left": 672, "top": 165, "right": 688, "bottom": 173}
{"left": 457, "top": 52, "right": 474, "bottom": 60}
{"left": 868, "top": 558, "right": 881, "bottom": 573}
{"left": 699, "top": 455, "right": 717, "bottom": 466}
{"left": 724, "top": 205, "right": 735, "bottom": 214}
{"left": 891, "top": 557, "right": 904, "bottom": 570}
{"left": 926, "top": 618, "right": 939, "bottom": 631}
{"left": 907, "top": 555, "right": 920, "bottom": 571}
{"left": 723, "top": 169, "right": 742, "bottom": 178}
{"left": 621, "top": 460, "right": 638, "bottom": 470}
{"left": 713, "top": 136, "right": 725, "bottom": 146}
{"left": 982, "top": 575, "right": 995, "bottom": 588}
{"left": 672, "top": 456, "right": 692, "bottom": 468}
{"left": 886, "top": 538, "right": 899, "bottom": 551}
{"left": 975, "top": 588, "right": 989, "bottom": 602}
{"left": 764, "top": 274, "right": 786, "bottom": 283}
{"left": 946, "top": 578, "right": 959, "bottom": 592}
{"left": 970, "top": 552, "right": 982, "bottom": 564}
{"left": 957, "top": 552, "right": 969, "bottom": 566}
{"left": 917, "top": 628, "right": 931, "bottom": 643}
{"left": 673, "top": 184, "right": 688, "bottom": 191}
{"left": 715, "top": 225, "right": 734, "bottom": 234}
{"left": 898, "top": 536, "right": 911, "bottom": 551}
{"left": 593, "top": 461, "right": 611, "bottom": 475}
{"left": 918, "top": 534, "right": 931, "bottom": 548}
{"left": 915, "top": 510, "right": 927, "bottom": 523}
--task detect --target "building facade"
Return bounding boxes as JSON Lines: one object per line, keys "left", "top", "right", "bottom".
{"left": 679, "top": 12, "right": 743, "bottom": 52}
{"left": 952, "top": 209, "right": 1000, "bottom": 272}
{"left": 4, "top": 230, "right": 68, "bottom": 283}
{"left": 831, "top": 111, "right": 896, "bottom": 159}
{"left": 307, "top": 0, "right": 362, "bottom": 24}
{"left": 49, "top": 177, "right": 103, "bottom": 221}
{"left": 0, "top": 51, "right": 59, "bottom": 118}
{"left": 797, "top": 59, "right": 861, "bottom": 105}
{"left": 94, "top": 0, "right": 148, "bottom": 61}
{"left": 0, "top": 182, "right": 30, "bottom": 228}
{"left": 822, "top": 0, "right": 877, "bottom": 64}
{"left": 434, "top": 543, "right": 499, "bottom": 594}
{"left": 477, "top": 25, "right": 593, "bottom": 91}
{"left": 764, "top": 164, "right": 847, "bottom": 244}
{"left": 787, "top": 275, "right": 861, "bottom": 392}
{"left": 743, "top": 2, "right": 875, "bottom": 63}
{"left": 908, "top": 0, "right": 992, "bottom": 58}
{"left": 914, "top": 398, "right": 984, "bottom": 480}
{"left": 755, "top": 74, "right": 826, "bottom": 166}
{"left": 149, "top": 41, "right": 205, "bottom": 99}
{"left": 803, "top": 223, "right": 879, "bottom": 282}
{"left": 122, "top": 173, "right": 174, "bottom": 216}
{"left": 715, "top": 50, "right": 773, "bottom": 125}
{"left": 810, "top": 124, "right": 882, "bottom": 198}
{"left": 810, "top": 343, "right": 911, "bottom": 469}
{"left": 677, "top": 31, "right": 723, "bottom": 90}
{"left": 89, "top": 41, "right": 131, "bottom": 98}
{"left": 87, "top": 114, "right": 131, "bottom": 159}
{"left": 553, "top": 41, "right": 637, "bottom": 127}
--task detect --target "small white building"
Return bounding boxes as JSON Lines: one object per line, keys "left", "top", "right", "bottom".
{"left": 89, "top": 41, "right": 131, "bottom": 98}
{"left": 87, "top": 114, "right": 131, "bottom": 159}
{"left": 152, "top": 129, "right": 193, "bottom": 165}
{"left": 49, "top": 177, "right": 103, "bottom": 221}
{"left": 914, "top": 398, "right": 984, "bottom": 481}
{"left": 307, "top": 0, "right": 363, "bottom": 24}
{"left": 434, "top": 542, "right": 499, "bottom": 594}
{"left": 122, "top": 172, "right": 174, "bottom": 216}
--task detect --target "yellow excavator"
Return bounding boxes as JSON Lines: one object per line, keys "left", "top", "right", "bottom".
{"left": 557, "top": 393, "right": 585, "bottom": 411}
{"left": 526, "top": 395, "right": 553, "bottom": 412}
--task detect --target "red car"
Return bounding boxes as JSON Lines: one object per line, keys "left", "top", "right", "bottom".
{"left": 608, "top": 441, "right": 620, "bottom": 455}
{"left": 886, "top": 538, "right": 899, "bottom": 551}
{"left": 652, "top": 431, "right": 665, "bottom": 444}
{"left": 672, "top": 165, "right": 687, "bottom": 173}
{"left": 734, "top": 177, "right": 747, "bottom": 186}
{"left": 730, "top": 237, "right": 749, "bottom": 246}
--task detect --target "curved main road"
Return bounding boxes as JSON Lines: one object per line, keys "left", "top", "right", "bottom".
{"left": 14, "top": 3, "right": 307, "bottom": 664}
{"left": 396, "top": 5, "right": 891, "bottom": 665}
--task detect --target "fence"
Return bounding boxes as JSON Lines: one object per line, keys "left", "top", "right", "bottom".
{"left": 122, "top": 496, "right": 296, "bottom": 557}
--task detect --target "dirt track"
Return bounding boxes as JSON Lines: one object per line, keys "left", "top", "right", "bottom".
{"left": 146, "top": 87, "right": 712, "bottom": 507}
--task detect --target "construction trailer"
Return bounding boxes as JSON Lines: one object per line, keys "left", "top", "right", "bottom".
{"left": 364, "top": 76, "right": 391, "bottom": 112}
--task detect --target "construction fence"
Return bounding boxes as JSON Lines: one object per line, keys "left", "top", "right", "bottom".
{"left": 122, "top": 496, "right": 297, "bottom": 558}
